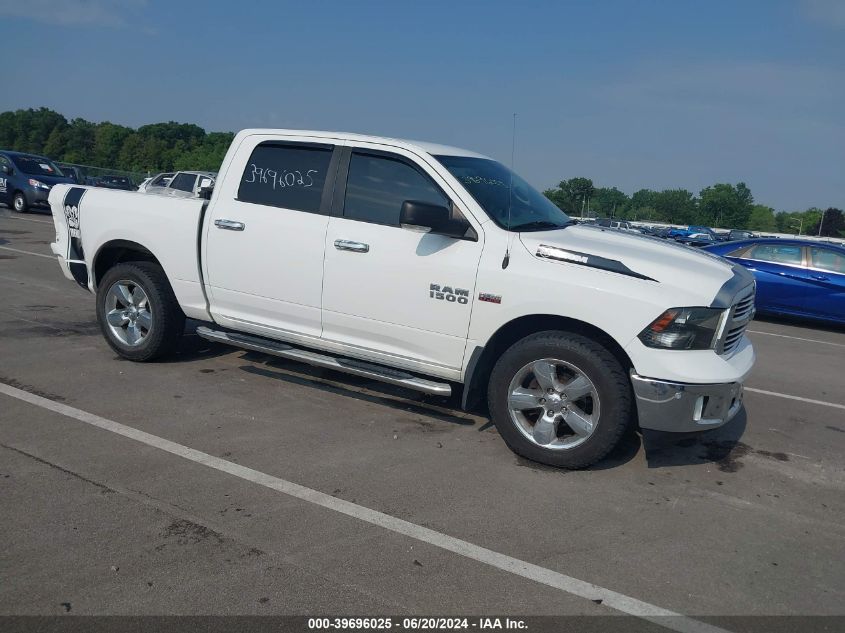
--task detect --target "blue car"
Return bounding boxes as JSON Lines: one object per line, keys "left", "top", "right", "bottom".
{"left": 703, "top": 238, "right": 845, "bottom": 325}
{"left": 0, "top": 150, "right": 75, "bottom": 213}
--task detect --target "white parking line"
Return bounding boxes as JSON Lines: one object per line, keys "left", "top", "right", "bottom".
{"left": 744, "top": 387, "right": 845, "bottom": 411}
{"left": 747, "top": 330, "right": 845, "bottom": 349}
{"left": 0, "top": 246, "right": 54, "bottom": 259}
{"left": 0, "top": 381, "right": 729, "bottom": 633}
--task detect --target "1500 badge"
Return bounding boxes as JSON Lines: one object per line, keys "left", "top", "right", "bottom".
{"left": 430, "top": 283, "right": 469, "bottom": 304}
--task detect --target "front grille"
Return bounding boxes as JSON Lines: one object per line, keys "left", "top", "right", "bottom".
{"left": 719, "top": 285, "right": 756, "bottom": 356}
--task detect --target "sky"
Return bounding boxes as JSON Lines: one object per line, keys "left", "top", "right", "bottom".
{"left": 0, "top": 0, "right": 843, "bottom": 211}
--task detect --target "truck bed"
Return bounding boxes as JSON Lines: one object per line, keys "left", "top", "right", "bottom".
{"left": 48, "top": 184, "right": 212, "bottom": 321}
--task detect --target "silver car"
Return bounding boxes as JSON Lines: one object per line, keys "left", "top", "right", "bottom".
{"left": 141, "top": 171, "right": 215, "bottom": 198}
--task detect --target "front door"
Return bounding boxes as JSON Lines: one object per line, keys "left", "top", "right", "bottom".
{"left": 0, "top": 155, "right": 12, "bottom": 207}
{"left": 204, "top": 138, "right": 340, "bottom": 340}
{"left": 735, "top": 243, "right": 808, "bottom": 314}
{"left": 321, "top": 147, "right": 483, "bottom": 375}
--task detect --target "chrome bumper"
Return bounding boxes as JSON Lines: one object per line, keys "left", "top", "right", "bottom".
{"left": 631, "top": 373, "right": 744, "bottom": 432}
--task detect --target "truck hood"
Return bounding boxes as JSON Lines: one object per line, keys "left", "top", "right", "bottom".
{"left": 519, "top": 225, "right": 736, "bottom": 305}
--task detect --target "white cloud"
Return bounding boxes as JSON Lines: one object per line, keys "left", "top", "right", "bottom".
{"left": 0, "top": 0, "right": 147, "bottom": 27}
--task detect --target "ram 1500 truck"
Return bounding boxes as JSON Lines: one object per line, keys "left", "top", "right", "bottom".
{"left": 47, "top": 129, "right": 755, "bottom": 468}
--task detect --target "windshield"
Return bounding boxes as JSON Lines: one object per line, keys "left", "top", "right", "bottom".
{"left": 13, "top": 155, "right": 65, "bottom": 177}
{"left": 435, "top": 155, "right": 571, "bottom": 231}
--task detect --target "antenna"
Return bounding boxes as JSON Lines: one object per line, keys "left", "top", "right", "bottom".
{"left": 502, "top": 112, "right": 517, "bottom": 269}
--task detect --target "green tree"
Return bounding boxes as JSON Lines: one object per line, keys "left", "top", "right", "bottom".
{"left": 591, "top": 187, "right": 629, "bottom": 217}
{"left": 747, "top": 205, "right": 777, "bottom": 232}
{"left": 653, "top": 189, "right": 697, "bottom": 224}
{"left": 698, "top": 183, "right": 753, "bottom": 228}
{"left": 810, "top": 208, "right": 845, "bottom": 237}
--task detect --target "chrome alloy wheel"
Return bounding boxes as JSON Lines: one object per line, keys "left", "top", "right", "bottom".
{"left": 507, "top": 358, "right": 601, "bottom": 450}
{"left": 104, "top": 280, "right": 152, "bottom": 346}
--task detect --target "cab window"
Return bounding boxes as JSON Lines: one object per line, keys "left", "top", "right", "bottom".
{"left": 170, "top": 173, "right": 198, "bottom": 193}
{"left": 809, "top": 248, "right": 845, "bottom": 274}
{"left": 237, "top": 143, "right": 333, "bottom": 213}
{"left": 746, "top": 244, "right": 802, "bottom": 266}
{"left": 343, "top": 152, "right": 449, "bottom": 226}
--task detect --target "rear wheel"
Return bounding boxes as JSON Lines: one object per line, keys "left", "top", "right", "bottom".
{"left": 13, "top": 191, "right": 28, "bottom": 213}
{"left": 487, "top": 331, "right": 631, "bottom": 469}
{"left": 96, "top": 262, "right": 184, "bottom": 361}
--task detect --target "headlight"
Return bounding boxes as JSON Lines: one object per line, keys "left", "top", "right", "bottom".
{"left": 28, "top": 179, "right": 51, "bottom": 190}
{"left": 639, "top": 307, "right": 726, "bottom": 350}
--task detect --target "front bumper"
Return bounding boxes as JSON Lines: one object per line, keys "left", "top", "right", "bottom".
{"left": 631, "top": 372, "right": 744, "bottom": 432}
{"left": 26, "top": 186, "right": 51, "bottom": 206}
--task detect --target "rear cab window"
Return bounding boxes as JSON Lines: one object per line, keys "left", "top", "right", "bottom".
{"left": 169, "top": 173, "right": 198, "bottom": 193}
{"left": 237, "top": 142, "right": 334, "bottom": 213}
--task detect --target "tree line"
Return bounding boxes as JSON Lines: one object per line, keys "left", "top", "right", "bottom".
{"left": 1, "top": 107, "right": 841, "bottom": 236}
{"left": 0, "top": 107, "right": 233, "bottom": 176}
{"left": 544, "top": 177, "right": 843, "bottom": 237}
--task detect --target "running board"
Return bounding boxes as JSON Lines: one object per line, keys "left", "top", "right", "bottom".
{"left": 195, "top": 326, "right": 452, "bottom": 397}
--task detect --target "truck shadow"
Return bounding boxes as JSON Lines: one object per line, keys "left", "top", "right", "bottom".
{"left": 168, "top": 328, "right": 746, "bottom": 471}
{"left": 237, "top": 352, "right": 478, "bottom": 428}
{"left": 639, "top": 409, "right": 749, "bottom": 470}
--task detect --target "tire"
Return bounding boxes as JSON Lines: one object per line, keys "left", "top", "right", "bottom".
{"left": 95, "top": 262, "right": 185, "bottom": 361}
{"left": 487, "top": 331, "right": 631, "bottom": 469}
{"left": 13, "top": 191, "right": 28, "bottom": 213}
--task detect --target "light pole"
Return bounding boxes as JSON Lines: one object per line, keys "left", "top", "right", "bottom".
{"left": 818, "top": 208, "right": 827, "bottom": 237}
{"left": 790, "top": 219, "right": 803, "bottom": 236}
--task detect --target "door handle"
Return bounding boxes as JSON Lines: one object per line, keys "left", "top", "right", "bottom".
{"left": 334, "top": 239, "right": 369, "bottom": 253}
{"left": 214, "top": 219, "right": 245, "bottom": 231}
{"left": 811, "top": 274, "right": 829, "bottom": 281}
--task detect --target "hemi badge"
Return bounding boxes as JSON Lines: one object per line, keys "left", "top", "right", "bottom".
{"left": 479, "top": 293, "right": 502, "bottom": 304}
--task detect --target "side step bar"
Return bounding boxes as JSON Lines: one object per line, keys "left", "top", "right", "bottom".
{"left": 195, "top": 326, "right": 452, "bottom": 397}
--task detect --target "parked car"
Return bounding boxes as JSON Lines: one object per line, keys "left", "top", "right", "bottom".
{"left": 46, "top": 129, "right": 755, "bottom": 469}
{"left": 137, "top": 172, "right": 173, "bottom": 193}
{"left": 675, "top": 232, "right": 719, "bottom": 248}
{"left": 704, "top": 238, "right": 845, "bottom": 324}
{"left": 141, "top": 170, "right": 215, "bottom": 198}
{"left": 88, "top": 175, "right": 135, "bottom": 190}
{"left": 726, "top": 229, "right": 756, "bottom": 241}
{"left": 0, "top": 150, "right": 75, "bottom": 212}
{"left": 595, "top": 218, "right": 639, "bottom": 232}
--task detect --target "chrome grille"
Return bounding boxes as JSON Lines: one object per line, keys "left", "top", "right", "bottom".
{"left": 719, "top": 285, "right": 756, "bottom": 356}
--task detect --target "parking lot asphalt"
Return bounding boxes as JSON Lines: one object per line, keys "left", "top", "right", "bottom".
{"left": 1, "top": 209, "right": 843, "bottom": 624}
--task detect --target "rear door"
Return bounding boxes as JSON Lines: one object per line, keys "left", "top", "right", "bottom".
{"left": 204, "top": 136, "right": 340, "bottom": 340}
{"left": 321, "top": 146, "right": 483, "bottom": 375}
{"left": 802, "top": 246, "right": 845, "bottom": 321}
{"left": 732, "top": 243, "right": 808, "bottom": 314}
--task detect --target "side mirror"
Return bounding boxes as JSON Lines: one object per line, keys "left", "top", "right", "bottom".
{"left": 198, "top": 179, "right": 214, "bottom": 200}
{"left": 399, "top": 200, "right": 473, "bottom": 240}
{"left": 0, "top": 164, "right": 10, "bottom": 175}
{"left": 199, "top": 178, "right": 212, "bottom": 189}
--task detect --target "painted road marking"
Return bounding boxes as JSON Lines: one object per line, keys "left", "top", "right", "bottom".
{"left": 0, "top": 381, "right": 729, "bottom": 633}
{"left": 747, "top": 330, "right": 845, "bottom": 349}
{"left": 745, "top": 387, "right": 845, "bottom": 411}
{"left": 0, "top": 246, "right": 54, "bottom": 260}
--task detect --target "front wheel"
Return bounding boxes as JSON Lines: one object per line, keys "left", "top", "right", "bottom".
{"left": 13, "top": 192, "right": 28, "bottom": 213}
{"left": 487, "top": 331, "right": 632, "bottom": 469}
{"left": 96, "top": 262, "right": 185, "bottom": 361}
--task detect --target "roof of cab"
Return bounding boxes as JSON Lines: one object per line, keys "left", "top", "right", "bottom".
{"left": 235, "top": 129, "right": 492, "bottom": 160}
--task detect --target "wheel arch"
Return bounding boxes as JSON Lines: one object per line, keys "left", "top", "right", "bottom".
{"left": 93, "top": 240, "right": 162, "bottom": 290}
{"left": 461, "top": 314, "right": 634, "bottom": 412}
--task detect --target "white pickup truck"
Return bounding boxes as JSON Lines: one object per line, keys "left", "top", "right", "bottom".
{"left": 48, "top": 129, "right": 755, "bottom": 468}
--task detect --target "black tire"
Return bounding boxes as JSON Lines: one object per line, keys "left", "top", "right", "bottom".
{"left": 487, "top": 331, "right": 631, "bottom": 469}
{"left": 13, "top": 191, "right": 28, "bottom": 213}
{"left": 96, "top": 262, "right": 184, "bottom": 361}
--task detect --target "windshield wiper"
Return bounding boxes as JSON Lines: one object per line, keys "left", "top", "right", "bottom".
{"left": 510, "top": 220, "right": 572, "bottom": 232}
